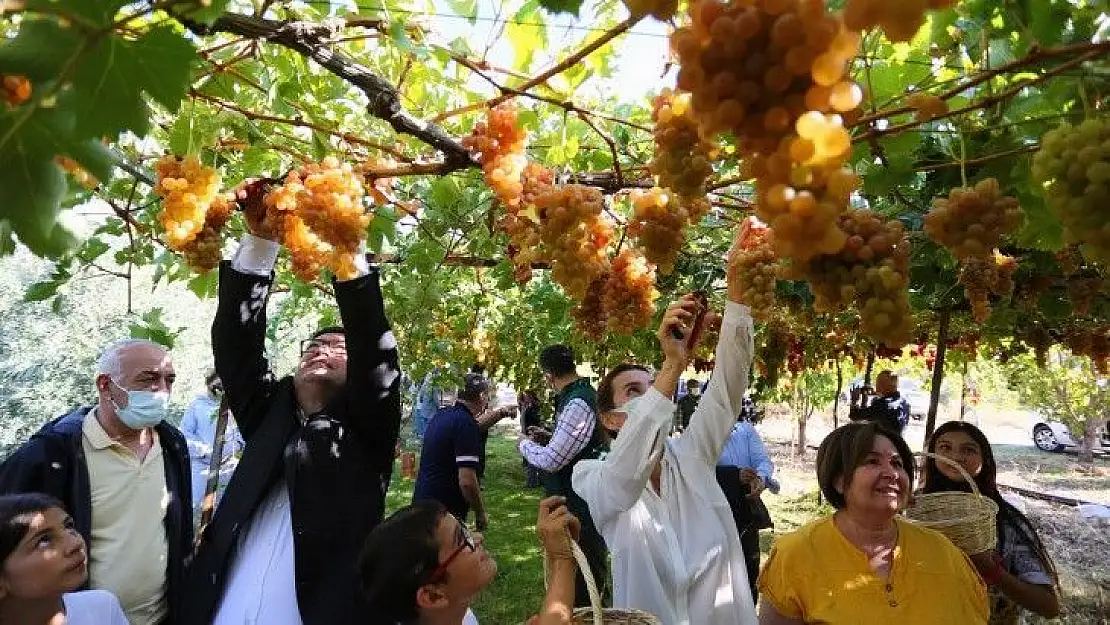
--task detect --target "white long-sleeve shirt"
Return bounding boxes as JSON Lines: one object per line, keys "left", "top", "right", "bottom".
{"left": 572, "top": 302, "right": 758, "bottom": 625}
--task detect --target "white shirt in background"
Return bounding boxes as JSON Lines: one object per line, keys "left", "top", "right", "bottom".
{"left": 573, "top": 302, "right": 758, "bottom": 625}
{"left": 63, "top": 589, "right": 129, "bottom": 625}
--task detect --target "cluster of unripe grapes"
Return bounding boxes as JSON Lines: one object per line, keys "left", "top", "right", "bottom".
{"left": 263, "top": 157, "right": 369, "bottom": 281}
{"left": 1032, "top": 117, "right": 1110, "bottom": 265}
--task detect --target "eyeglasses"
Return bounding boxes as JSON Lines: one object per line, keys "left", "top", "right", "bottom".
{"left": 428, "top": 518, "right": 477, "bottom": 582}
{"left": 299, "top": 339, "right": 348, "bottom": 358}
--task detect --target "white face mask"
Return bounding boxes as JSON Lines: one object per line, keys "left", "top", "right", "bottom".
{"left": 111, "top": 379, "right": 169, "bottom": 429}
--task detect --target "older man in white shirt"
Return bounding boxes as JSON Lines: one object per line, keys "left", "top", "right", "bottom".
{"left": 572, "top": 270, "right": 757, "bottom": 624}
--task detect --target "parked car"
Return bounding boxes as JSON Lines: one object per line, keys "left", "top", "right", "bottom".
{"left": 1030, "top": 412, "right": 1110, "bottom": 452}
{"left": 841, "top": 376, "right": 933, "bottom": 420}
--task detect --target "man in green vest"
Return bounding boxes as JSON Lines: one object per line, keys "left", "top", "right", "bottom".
{"left": 519, "top": 345, "right": 610, "bottom": 608}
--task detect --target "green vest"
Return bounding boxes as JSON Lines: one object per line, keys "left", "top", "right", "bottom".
{"left": 540, "top": 378, "right": 607, "bottom": 506}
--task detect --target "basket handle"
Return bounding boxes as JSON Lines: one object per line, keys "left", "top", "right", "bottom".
{"left": 542, "top": 531, "right": 603, "bottom": 625}
{"left": 918, "top": 451, "right": 982, "bottom": 497}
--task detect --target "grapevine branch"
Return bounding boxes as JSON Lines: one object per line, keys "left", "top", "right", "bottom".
{"left": 179, "top": 12, "right": 478, "bottom": 168}
{"left": 487, "top": 15, "right": 643, "bottom": 108}
{"left": 852, "top": 40, "right": 1110, "bottom": 128}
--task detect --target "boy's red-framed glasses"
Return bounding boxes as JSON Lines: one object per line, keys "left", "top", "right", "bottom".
{"left": 428, "top": 518, "right": 477, "bottom": 583}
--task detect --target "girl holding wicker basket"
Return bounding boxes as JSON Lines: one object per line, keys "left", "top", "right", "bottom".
{"left": 921, "top": 422, "right": 1061, "bottom": 624}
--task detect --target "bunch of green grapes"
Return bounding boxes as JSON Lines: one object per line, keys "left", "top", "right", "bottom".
{"left": 671, "top": 0, "right": 862, "bottom": 156}
{"left": 958, "top": 256, "right": 995, "bottom": 323}
{"left": 729, "top": 225, "right": 779, "bottom": 320}
{"left": 627, "top": 188, "right": 690, "bottom": 275}
{"left": 650, "top": 89, "right": 714, "bottom": 199}
{"left": 602, "top": 250, "right": 659, "bottom": 334}
{"left": 924, "top": 178, "right": 1023, "bottom": 259}
{"left": 1032, "top": 118, "right": 1110, "bottom": 264}
{"left": 804, "top": 209, "right": 912, "bottom": 348}
{"left": 155, "top": 155, "right": 224, "bottom": 252}
{"left": 534, "top": 184, "right": 615, "bottom": 300}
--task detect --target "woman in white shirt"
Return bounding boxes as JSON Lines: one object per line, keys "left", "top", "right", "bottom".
{"left": 572, "top": 263, "right": 758, "bottom": 625}
{"left": 0, "top": 493, "right": 128, "bottom": 625}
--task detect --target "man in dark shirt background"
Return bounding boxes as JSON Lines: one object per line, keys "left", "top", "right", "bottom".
{"left": 849, "top": 370, "right": 910, "bottom": 434}
{"left": 413, "top": 373, "right": 501, "bottom": 530}
{"left": 675, "top": 378, "right": 701, "bottom": 430}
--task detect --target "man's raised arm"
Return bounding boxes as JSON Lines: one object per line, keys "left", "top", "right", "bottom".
{"left": 334, "top": 259, "right": 402, "bottom": 474}
{"left": 212, "top": 233, "right": 281, "bottom": 441}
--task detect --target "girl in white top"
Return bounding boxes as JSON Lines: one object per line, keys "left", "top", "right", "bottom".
{"left": 573, "top": 271, "right": 758, "bottom": 623}
{"left": 0, "top": 493, "right": 127, "bottom": 625}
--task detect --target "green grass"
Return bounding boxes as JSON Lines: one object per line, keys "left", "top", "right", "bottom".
{"left": 385, "top": 433, "right": 831, "bottom": 623}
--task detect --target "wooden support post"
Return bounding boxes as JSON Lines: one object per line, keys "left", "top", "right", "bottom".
{"left": 925, "top": 308, "right": 951, "bottom": 444}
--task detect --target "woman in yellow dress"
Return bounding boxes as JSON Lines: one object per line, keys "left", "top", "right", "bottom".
{"left": 758, "top": 421, "right": 989, "bottom": 625}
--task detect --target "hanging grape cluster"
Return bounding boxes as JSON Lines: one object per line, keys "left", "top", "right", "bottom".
{"left": 154, "top": 155, "right": 224, "bottom": 250}
{"left": 1, "top": 75, "right": 30, "bottom": 106}
{"left": 1032, "top": 117, "right": 1110, "bottom": 265}
{"left": 462, "top": 103, "right": 528, "bottom": 208}
{"left": 602, "top": 249, "right": 659, "bottom": 334}
{"left": 843, "top": 0, "right": 957, "bottom": 42}
{"left": 623, "top": 0, "right": 679, "bottom": 20}
{"left": 906, "top": 92, "right": 949, "bottom": 122}
{"left": 1066, "top": 276, "right": 1104, "bottom": 317}
{"left": 262, "top": 157, "right": 369, "bottom": 281}
{"left": 804, "top": 209, "right": 913, "bottom": 347}
{"left": 925, "top": 178, "right": 1023, "bottom": 322}
{"left": 650, "top": 89, "right": 714, "bottom": 199}
{"left": 627, "top": 188, "right": 693, "bottom": 275}
{"left": 925, "top": 178, "right": 1022, "bottom": 259}
{"left": 729, "top": 220, "right": 779, "bottom": 320}
{"left": 534, "top": 184, "right": 615, "bottom": 300}
{"left": 571, "top": 275, "right": 609, "bottom": 341}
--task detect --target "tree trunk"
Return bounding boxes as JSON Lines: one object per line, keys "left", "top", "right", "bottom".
{"left": 1079, "top": 420, "right": 1102, "bottom": 466}
{"left": 925, "top": 308, "right": 951, "bottom": 444}
{"left": 864, "top": 349, "right": 876, "bottom": 386}
{"left": 833, "top": 358, "right": 843, "bottom": 429}
{"left": 796, "top": 415, "right": 807, "bottom": 457}
{"left": 959, "top": 359, "right": 969, "bottom": 421}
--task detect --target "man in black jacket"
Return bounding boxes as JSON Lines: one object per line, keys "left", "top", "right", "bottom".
{"left": 183, "top": 229, "right": 401, "bottom": 625}
{"left": 849, "top": 370, "right": 910, "bottom": 434}
{"left": 0, "top": 338, "right": 192, "bottom": 625}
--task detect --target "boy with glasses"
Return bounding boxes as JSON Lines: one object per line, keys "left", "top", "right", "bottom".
{"left": 359, "top": 496, "right": 580, "bottom": 625}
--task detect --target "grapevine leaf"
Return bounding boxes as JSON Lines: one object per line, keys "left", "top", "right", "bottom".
{"left": 75, "top": 237, "right": 110, "bottom": 263}
{"left": 70, "top": 26, "right": 195, "bottom": 138}
{"left": 0, "top": 20, "right": 84, "bottom": 82}
{"left": 538, "top": 0, "right": 582, "bottom": 16}
{"left": 445, "top": 0, "right": 478, "bottom": 23}
{"left": 25, "top": 0, "right": 130, "bottom": 29}
{"left": 187, "top": 271, "right": 218, "bottom": 299}
{"left": 23, "top": 280, "right": 60, "bottom": 302}
{"left": 174, "top": 0, "right": 233, "bottom": 25}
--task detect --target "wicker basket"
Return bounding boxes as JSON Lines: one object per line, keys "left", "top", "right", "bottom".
{"left": 904, "top": 452, "right": 999, "bottom": 554}
{"left": 535, "top": 538, "right": 661, "bottom": 625}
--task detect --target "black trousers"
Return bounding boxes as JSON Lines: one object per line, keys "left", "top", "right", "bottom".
{"left": 715, "top": 466, "right": 763, "bottom": 603}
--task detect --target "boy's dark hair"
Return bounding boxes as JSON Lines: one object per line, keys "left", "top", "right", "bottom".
{"left": 205, "top": 370, "right": 220, "bottom": 385}
{"left": 816, "top": 421, "right": 915, "bottom": 509}
{"left": 539, "top": 345, "right": 576, "bottom": 377}
{"left": 0, "top": 493, "right": 67, "bottom": 565}
{"left": 358, "top": 501, "right": 448, "bottom": 623}
{"left": 459, "top": 373, "right": 490, "bottom": 403}
{"left": 596, "top": 363, "right": 652, "bottom": 413}
{"left": 309, "top": 326, "right": 346, "bottom": 340}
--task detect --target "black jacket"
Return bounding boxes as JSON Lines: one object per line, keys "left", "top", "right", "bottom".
{"left": 849, "top": 393, "right": 910, "bottom": 434}
{"left": 183, "top": 263, "right": 401, "bottom": 625}
{"left": 0, "top": 406, "right": 192, "bottom": 624}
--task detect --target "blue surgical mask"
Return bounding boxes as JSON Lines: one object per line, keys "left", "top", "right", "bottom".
{"left": 111, "top": 379, "right": 169, "bottom": 429}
